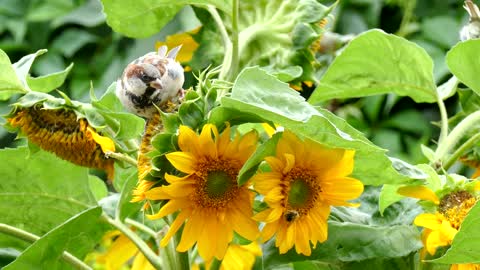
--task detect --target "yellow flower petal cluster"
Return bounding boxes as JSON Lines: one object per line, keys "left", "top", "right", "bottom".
{"left": 145, "top": 124, "right": 259, "bottom": 261}
{"left": 7, "top": 106, "right": 115, "bottom": 179}
{"left": 218, "top": 242, "right": 262, "bottom": 270}
{"left": 253, "top": 131, "right": 364, "bottom": 256}
{"left": 401, "top": 185, "right": 479, "bottom": 268}
{"left": 155, "top": 27, "right": 200, "bottom": 71}
{"left": 95, "top": 230, "right": 155, "bottom": 270}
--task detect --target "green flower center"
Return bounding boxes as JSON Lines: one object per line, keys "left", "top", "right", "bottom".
{"left": 205, "top": 170, "right": 234, "bottom": 199}
{"left": 288, "top": 179, "right": 311, "bottom": 208}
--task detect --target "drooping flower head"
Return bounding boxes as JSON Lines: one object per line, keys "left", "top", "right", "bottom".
{"left": 7, "top": 106, "right": 115, "bottom": 179}
{"left": 145, "top": 124, "right": 259, "bottom": 261}
{"left": 253, "top": 131, "right": 364, "bottom": 256}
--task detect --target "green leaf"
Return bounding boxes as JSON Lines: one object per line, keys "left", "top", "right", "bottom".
{"left": 52, "top": 0, "right": 106, "bottom": 28}
{"left": 4, "top": 207, "right": 108, "bottom": 270}
{"left": 379, "top": 184, "right": 406, "bottom": 215}
{"left": 309, "top": 29, "right": 437, "bottom": 104}
{"left": 0, "top": 49, "right": 25, "bottom": 94}
{"left": 88, "top": 175, "right": 108, "bottom": 201}
{"left": 421, "top": 16, "right": 460, "bottom": 49}
{"left": 115, "top": 167, "right": 142, "bottom": 220}
{"left": 437, "top": 76, "right": 459, "bottom": 100}
{"left": 431, "top": 202, "right": 480, "bottom": 264}
{"left": 263, "top": 221, "right": 422, "bottom": 266}
{"left": 223, "top": 67, "right": 411, "bottom": 185}
{"left": 0, "top": 148, "right": 97, "bottom": 237}
{"left": 100, "top": 0, "right": 231, "bottom": 38}
{"left": 12, "top": 49, "right": 48, "bottom": 92}
{"left": 237, "top": 133, "right": 281, "bottom": 185}
{"left": 446, "top": 39, "right": 480, "bottom": 97}
{"left": 26, "top": 63, "right": 73, "bottom": 93}
{"left": 51, "top": 29, "right": 98, "bottom": 57}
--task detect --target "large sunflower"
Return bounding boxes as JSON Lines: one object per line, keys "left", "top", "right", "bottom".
{"left": 145, "top": 124, "right": 259, "bottom": 261}
{"left": 253, "top": 131, "right": 363, "bottom": 256}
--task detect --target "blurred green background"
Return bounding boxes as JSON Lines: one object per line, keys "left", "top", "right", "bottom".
{"left": 0, "top": 0, "right": 470, "bottom": 165}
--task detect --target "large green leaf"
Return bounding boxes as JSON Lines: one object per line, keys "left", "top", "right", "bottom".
{"left": 100, "top": 0, "right": 231, "bottom": 38}
{"left": 26, "top": 63, "right": 73, "bottom": 93}
{"left": 309, "top": 29, "right": 437, "bottom": 104}
{"left": 0, "top": 49, "right": 25, "bottom": 95}
{"left": 12, "top": 49, "right": 48, "bottom": 91}
{"left": 0, "top": 147, "right": 97, "bottom": 238}
{"left": 3, "top": 207, "right": 108, "bottom": 270}
{"left": 431, "top": 202, "right": 480, "bottom": 264}
{"left": 446, "top": 39, "right": 480, "bottom": 97}
{"left": 222, "top": 67, "right": 410, "bottom": 185}
{"left": 263, "top": 221, "right": 421, "bottom": 268}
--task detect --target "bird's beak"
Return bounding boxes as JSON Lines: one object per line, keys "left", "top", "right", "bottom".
{"left": 149, "top": 78, "right": 163, "bottom": 89}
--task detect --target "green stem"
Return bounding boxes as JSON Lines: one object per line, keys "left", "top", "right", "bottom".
{"left": 443, "top": 133, "right": 480, "bottom": 171}
{"left": 105, "top": 151, "right": 138, "bottom": 166}
{"left": 125, "top": 218, "right": 157, "bottom": 239}
{"left": 434, "top": 110, "right": 480, "bottom": 164}
{"left": 207, "top": 5, "right": 232, "bottom": 81}
{"left": 226, "top": 0, "right": 239, "bottom": 81}
{"left": 0, "top": 223, "right": 92, "bottom": 270}
{"left": 209, "top": 258, "right": 221, "bottom": 270}
{"left": 436, "top": 94, "right": 449, "bottom": 147}
{"left": 396, "top": 0, "right": 417, "bottom": 37}
{"left": 102, "top": 214, "right": 163, "bottom": 269}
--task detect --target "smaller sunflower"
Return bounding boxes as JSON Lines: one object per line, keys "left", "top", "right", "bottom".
{"left": 145, "top": 124, "right": 259, "bottom": 261}
{"left": 253, "top": 131, "right": 363, "bottom": 256}
{"left": 401, "top": 185, "right": 479, "bottom": 268}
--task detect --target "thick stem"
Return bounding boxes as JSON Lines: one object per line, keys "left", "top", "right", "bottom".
{"left": 102, "top": 215, "right": 163, "bottom": 269}
{"left": 125, "top": 218, "right": 157, "bottom": 239}
{"left": 207, "top": 5, "right": 232, "bottom": 81}
{"left": 105, "top": 151, "right": 138, "bottom": 166}
{"left": 443, "top": 133, "right": 480, "bottom": 171}
{"left": 0, "top": 223, "right": 92, "bottom": 270}
{"left": 226, "top": 0, "right": 239, "bottom": 81}
{"left": 434, "top": 110, "right": 480, "bottom": 164}
{"left": 436, "top": 95, "right": 449, "bottom": 147}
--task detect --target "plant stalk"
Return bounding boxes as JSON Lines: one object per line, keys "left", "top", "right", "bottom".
{"left": 0, "top": 223, "right": 92, "bottom": 270}
{"left": 207, "top": 5, "right": 232, "bottom": 80}
{"left": 226, "top": 0, "right": 239, "bottom": 81}
{"left": 105, "top": 151, "right": 138, "bottom": 166}
{"left": 102, "top": 214, "right": 163, "bottom": 269}
{"left": 434, "top": 110, "right": 480, "bottom": 165}
{"left": 443, "top": 133, "right": 480, "bottom": 171}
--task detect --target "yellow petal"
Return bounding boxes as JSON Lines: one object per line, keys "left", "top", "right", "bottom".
{"left": 159, "top": 210, "right": 190, "bottom": 246}
{"left": 295, "top": 220, "right": 311, "bottom": 256}
{"left": 217, "top": 124, "right": 231, "bottom": 157}
{"left": 199, "top": 124, "right": 217, "bottom": 158}
{"left": 87, "top": 127, "right": 115, "bottom": 153}
{"left": 165, "top": 151, "right": 196, "bottom": 174}
{"left": 131, "top": 251, "right": 156, "bottom": 270}
{"left": 265, "top": 156, "right": 285, "bottom": 173}
{"left": 229, "top": 207, "right": 259, "bottom": 241}
{"left": 252, "top": 172, "right": 283, "bottom": 193}
{"left": 397, "top": 186, "right": 440, "bottom": 204}
{"left": 177, "top": 125, "right": 201, "bottom": 156}
{"left": 177, "top": 211, "right": 205, "bottom": 251}
{"left": 321, "top": 177, "right": 364, "bottom": 206}
{"left": 414, "top": 213, "right": 442, "bottom": 230}
{"left": 282, "top": 153, "right": 296, "bottom": 174}
{"left": 262, "top": 123, "right": 276, "bottom": 137}
{"left": 155, "top": 27, "right": 200, "bottom": 63}
{"left": 260, "top": 222, "right": 279, "bottom": 242}
{"left": 97, "top": 234, "right": 138, "bottom": 270}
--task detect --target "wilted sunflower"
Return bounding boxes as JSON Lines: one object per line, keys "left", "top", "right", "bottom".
{"left": 145, "top": 124, "right": 259, "bottom": 261}
{"left": 253, "top": 131, "right": 363, "bottom": 256}
{"left": 7, "top": 106, "right": 115, "bottom": 179}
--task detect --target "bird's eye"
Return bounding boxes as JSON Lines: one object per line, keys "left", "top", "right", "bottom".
{"left": 140, "top": 74, "right": 153, "bottom": 82}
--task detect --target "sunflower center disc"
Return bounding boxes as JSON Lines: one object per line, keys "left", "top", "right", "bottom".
{"left": 205, "top": 170, "right": 233, "bottom": 199}
{"left": 288, "top": 179, "right": 311, "bottom": 208}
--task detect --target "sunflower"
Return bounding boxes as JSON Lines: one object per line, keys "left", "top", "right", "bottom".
{"left": 401, "top": 185, "right": 479, "bottom": 268}
{"left": 145, "top": 124, "right": 259, "bottom": 261}
{"left": 253, "top": 131, "right": 363, "bottom": 256}
{"left": 7, "top": 106, "right": 115, "bottom": 179}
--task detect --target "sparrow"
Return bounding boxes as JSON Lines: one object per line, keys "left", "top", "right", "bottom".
{"left": 460, "top": 0, "right": 480, "bottom": 41}
{"left": 116, "top": 45, "right": 185, "bottom": 118}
